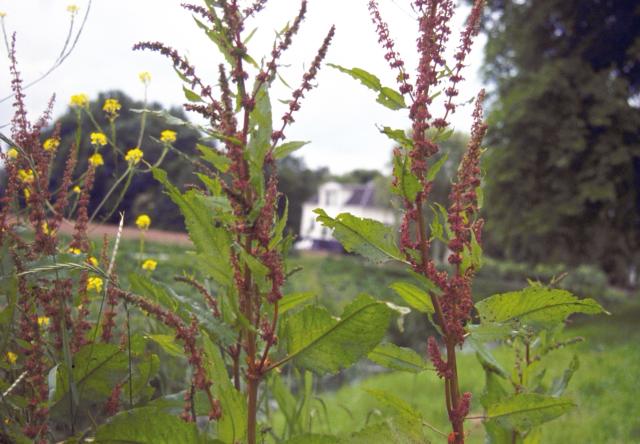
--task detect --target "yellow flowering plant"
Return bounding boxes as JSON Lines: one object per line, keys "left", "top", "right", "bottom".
{"left": 90, "top": 132, "right": 108, "bottom": 146}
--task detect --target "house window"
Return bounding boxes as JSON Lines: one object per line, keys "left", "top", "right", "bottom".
{"left": 325, "top": 190, "right": 337, "bottom": 206}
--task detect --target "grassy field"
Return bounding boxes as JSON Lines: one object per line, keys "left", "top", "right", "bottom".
{"left": 113, "top": 239, "right": 639, "bottom": 443}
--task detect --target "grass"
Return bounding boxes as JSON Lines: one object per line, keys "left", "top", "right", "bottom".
{"left": 110, "top": 240, "right": 638, "bottom": 442}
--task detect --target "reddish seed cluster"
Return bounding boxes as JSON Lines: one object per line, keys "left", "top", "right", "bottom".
{"left": 274, "top": 25, "right": 336, "bottom": 146}
{"left": 427, "top": 336, "right": 452, "bottom": 378}
{"left": 368, "top": 1, "right": 413, "bottom": 95}
{"left": 104, "top": 382, "right": 124, "bottom": 417}
{"left": 114, "top": 289, "right": 220, "bottom": 420}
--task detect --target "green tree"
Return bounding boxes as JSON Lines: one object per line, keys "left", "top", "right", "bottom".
{"left": 48, "top": 90, "right": 201, "bottom": 230}
{"left": 479, "top": 0, "right": 640, "bottom": 285}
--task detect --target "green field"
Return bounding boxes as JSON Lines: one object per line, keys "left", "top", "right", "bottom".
{"left": 114, "top": 238, "right": 639, "bottom": 443}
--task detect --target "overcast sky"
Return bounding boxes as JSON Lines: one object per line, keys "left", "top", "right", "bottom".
{"left": 0, "top": 0, "right": 485, "bottom": 174}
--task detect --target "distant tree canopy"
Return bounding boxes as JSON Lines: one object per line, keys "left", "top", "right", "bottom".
{"left": 48, "top": 90, "right": 201, "bottom": 231}
{"left": 478, "top": 0, "right": 640, "bottom": 284}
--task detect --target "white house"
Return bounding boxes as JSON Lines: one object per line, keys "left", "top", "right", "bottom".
{"left": 296, "top": 181, "right": 396, "bottom": 251}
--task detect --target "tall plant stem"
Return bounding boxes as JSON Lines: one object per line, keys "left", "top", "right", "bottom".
{"left": 415, "top": 200, "right": 466, "bottom": 443}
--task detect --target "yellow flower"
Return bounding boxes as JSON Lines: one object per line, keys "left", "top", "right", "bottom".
{"left": 73, "top": 185, "right": 82, "bottom": 194}
{"left": 18, "top": 169, "right": 34, "bottom": 183}
{"left": 38, "top": 316, "right": 50, "bottom": 327}
{"left": 88, "top": 153, "right": 104, "bottom": 167}
{"left": 125, "top": 147, "right": 143, "bottom": 165}
{"left": 0, "top": 12, "right": 6, "bottom": 18}
{"left": 42, "top": 222, "right": 52, "bottom": 235}
{"left": 7, "top": 147, "right": 18, "bottom": 159}
{"left": 68, "top": 247, "right": 81, "bottom": 255}
{"left": 87, "top": 276, "right": 103, "bottom": 293}
{"left": 43, "top": 138, "right": 60, "bottom": 152}
{"left": 103, "top": 98, "right": 121, "bottom": 116}
{"left": 142, "top": 259, "right": 157, "bottom": 271}
{"left": 138, "top": 71, "right": 152, "bottom": 84}
{"left": 23, "top": 188, "right": 31, "bottom": 199}
{"left": 70, "top": 93, "right": 89, "bottom": 108}
{"left": 67, "top": 4, "right": 79, "bottom": 13}
{"left": 160, "top": 130, "right": 177, "bottom": 143}
{"left": 90, "top": 132, "right": 108, "bottom": 147}
{"left": 6, "top": 351, "right": 17, "bottom": 364}
{"left": 88, "top": 256, "right": 99, "bottom": 267}
{"left": 135, "top": 214, "right": 151, "bottom": 230}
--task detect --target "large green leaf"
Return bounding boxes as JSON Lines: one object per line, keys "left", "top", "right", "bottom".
{"left": 486, "top": 393, "right": 575, "bottom": 431}
{"left": 389, "top": 281, "right": 435, "bottom": 314}
{"left": 328, "top": 64, "right": 406, "bottom": 110}
{"left": 49, "top": 343, "right": 128, "bottom": 417}
{"left": 279, "top": 292, "right": 316, "bottom": 314}
{"left": 284, "top": 435, "right": 340, "bottom": 444}
{"left": 153, "top": 167, "right": 232, "bottom": 286}
{"left": 281, "top": 294, "right": 393, "bottom": 374}
{"left": 274, "top": 140, "right": 310, "bottom": 159}
{"left": 368, "top": 343, "right": 430, "bottom": 373}
{"left": 94, "top": 407, "right": 201, "bottom": 443}
{"left": 201, "top": 332, "right": 247, "bottom": 444}
{"left": 345, "top": 414, "right": 429, "bottom": 444}
{"left": 314, "top": 209, "right": 404, "bottom": 264}
{"left": 365, "top": 389, "right": 422, "bottom": 420}
{"left": 476, "top": 285, "right": 606, "bottom": 328}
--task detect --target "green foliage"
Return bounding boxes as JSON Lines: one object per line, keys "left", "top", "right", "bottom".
{"left": 475, "top": 285, "right": 605, "bottom": 329}
{"left": 313, "top": 209, "right": 404, "bottom": 264}
{"left": 472, "top": 283, "right": 606, "bottom": 441}
{"left": 327, "top": 64, "right": 406, "bottom": 110}
{"left": 281, "top": 294, "right": 393, "bottom": 374}
{"left": 367, "top": 343, "right": 430, "bottom": 373}
{"left": 94, "top": 407, "right": 202, "bottom": 443}
{"left": 485, "top": 394, "right": 575, "bottom": 432}
{"left": 479, "top": 0, "right": 640, "bottom": 283}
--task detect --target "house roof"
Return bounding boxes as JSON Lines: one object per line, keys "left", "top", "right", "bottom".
{"left": 305, "top": 181, "right": 381, "bottom": 208}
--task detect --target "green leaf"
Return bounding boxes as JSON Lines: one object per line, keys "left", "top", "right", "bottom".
{"left": 246, "top": 83, "right": 273, "bottom": 193}
{"left": 201, "top": 332, "right": 247, "bottom": 443}
{"left": 314, "top": 209, "right": 404, "bottom": 264}
{"left": 50, "top": 344, "right": 128, "bottom": 417}
{"left": 182, "top": 85, "right": 203, "bottom": 103}
{"left": 94, "top": 407, "right": 201, "bottom": 443}
{"left": 376, "top": 86, "right": 406, "bottom": 110}
{"left": 476, "top": 285, "right": 606, "bottom": 328}
{"left": 281, "top": 294, "right": 392, "bottom": 374}
{"left": 145, "top": 335, "right": 184, "bottom": 358}
{"left": 550, "top": 355, "right": 579, "bottom": 397}
{"left": 368, "top": 343, "right": 430, "bottom": 373}
{"left": 274, "top": 141, "right": 309, "bottom": 159}
{"left": 279, "top": 292, "right": 316, "bottom": 314}
{"left": 426, "top": 153, "right": 449, "bottom": 182}
{"left": 378, "top": 126, "right": 413, "bottom": 149}
{"left": 153, "top": 168, "right": 233, "bottom": 286}
{"left": 469, "top": 337, "right": 508, "bottom": 378}
{"left": 346, "top": 414, "right": 428, "bottom": 444}
{"left": 365, "top": 389, "right": 421, "bottom": 420}
{"left": 389, "top": 281, "right": 435, "bottom": 314}
{"left": 392, "top": 153, "right": 421, "bottom": 202}
{"left": 328, "top": 64, "right": 406, "bottom": 110}
{"left": 284, "top": 435, "right": 340, "bottom": 444}
{"left": 486, "top": 394, "right": 575, "bottom": 431}
{"left": 129, "top": 273, "right": 179, "bottom": 315}
{"left": 461, "top": 230, "right": 483, "bottom": 273}
{"left": 196, "top": 143, "right": 231, "bottom": 172}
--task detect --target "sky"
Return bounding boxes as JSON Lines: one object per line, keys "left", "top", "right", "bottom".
{"left": 0, "top": 0, "right": 486, "bottom": 174}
